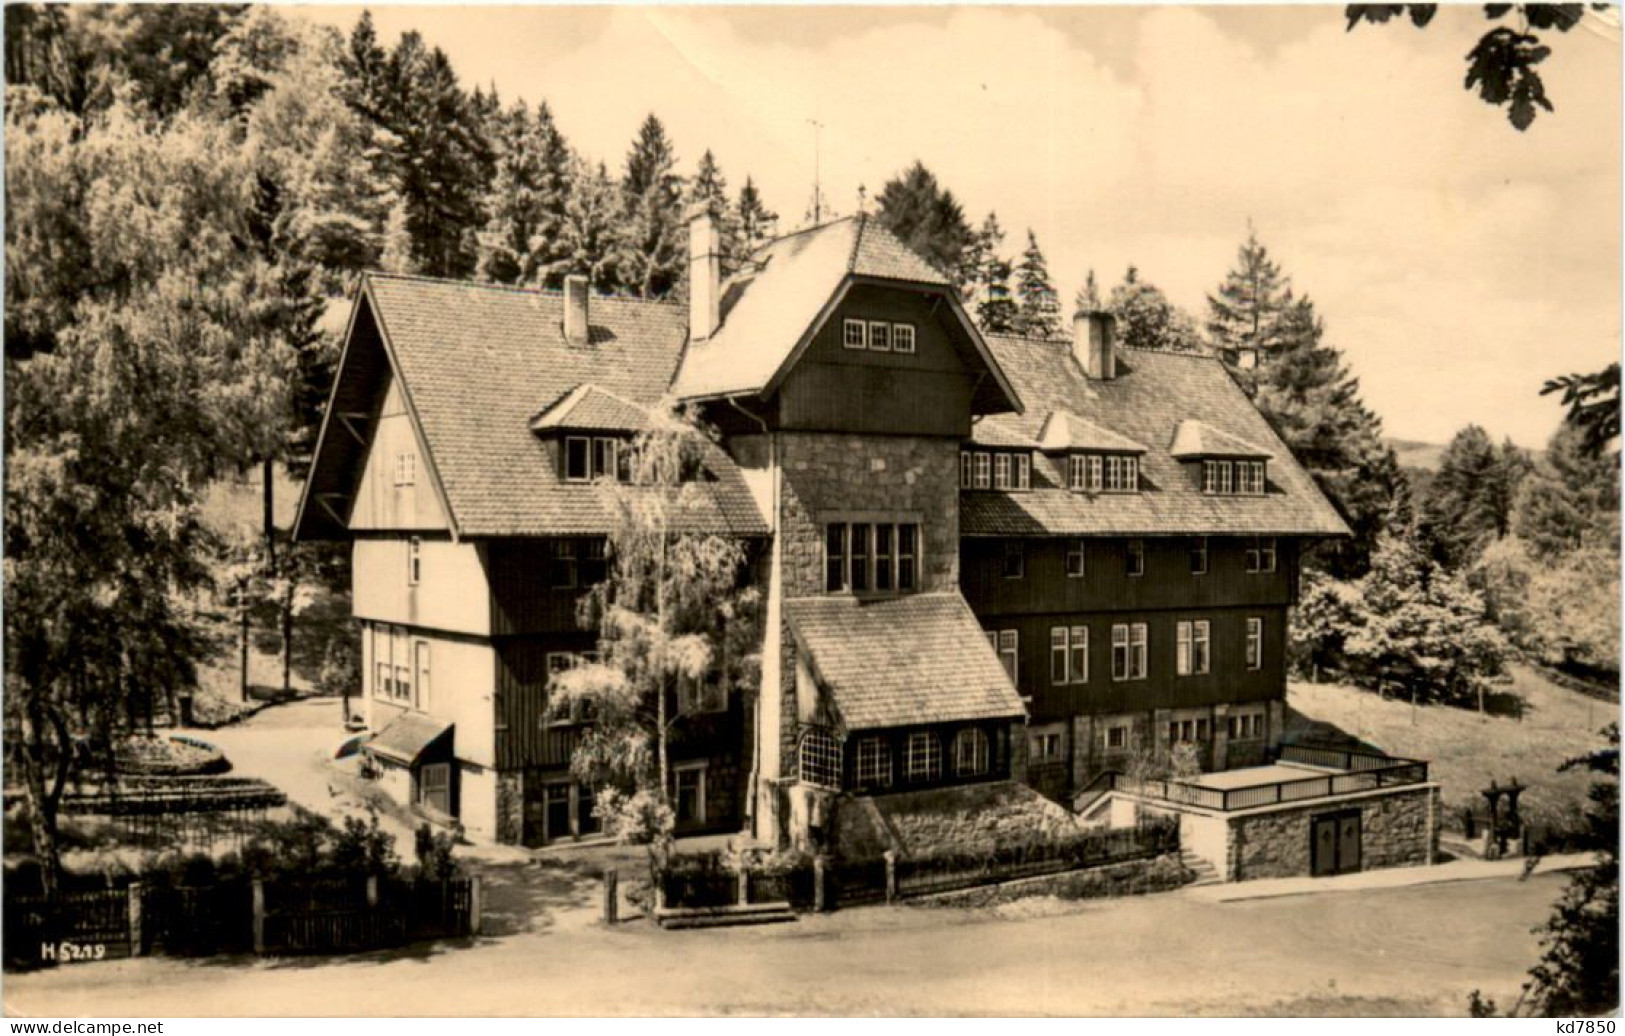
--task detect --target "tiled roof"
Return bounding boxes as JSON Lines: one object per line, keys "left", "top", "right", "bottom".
{"left": 356, "top": 273, "right": 767, "bottom": 538}
{"left": 1037, "top": 411, "right": 1147, "bottom": 454}
{"left": 530, "top": 384, "right": 650, "bottom": 432}
{"left": 671, "top": 215, "right": 1012, "bottom": 409}
{"left": 786, "top": 593, "right": 1027, "bottom": 731}
{"left": 1167, "top": 418, "right": 1271, "bottom": 459}
{"left": 965, "top": 338, "right": 1349, "bottom": 538}
{"left": 367, "top": 712, "right": 452, "bottom": 766}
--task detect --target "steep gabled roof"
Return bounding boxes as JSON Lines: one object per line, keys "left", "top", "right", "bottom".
{"left": 530, "top": 384, "right": 650, "bottom": 433}
{"left": 1037, "top": 411, "right": 1148, "bottom": 454}
{"left": 786, "top": 593, "right": 1027, "bottom": 731}
{"left": 1167, "top": 418, "right": 1272, "bottom": 460}
{"left": 295, "top": 273, "right": 767, "bottom": 540}
{"left": 965, "top": 339, "right": 1349, "bottom": 538}
{"left": 670, "top": 215, "right": 1020, "bottom": 416}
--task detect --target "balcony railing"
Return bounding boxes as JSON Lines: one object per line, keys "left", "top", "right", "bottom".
{"left": 1098, "top": 744, "right": 1430, "bottom": 813}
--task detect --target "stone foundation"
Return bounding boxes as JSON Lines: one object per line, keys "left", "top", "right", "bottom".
{"left": 1228, "top": 784, "right": 1439, "bottom": 882}
{"left": 912, "top": 852, "right": 1190, "bottom": 908}
{"left": 495, "top": 770, "right": 523, "bottom": 846}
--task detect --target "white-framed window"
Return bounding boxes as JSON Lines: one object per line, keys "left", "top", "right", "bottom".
{"left": 798, "top": 729, "right": 842, "bottom": 790}
{"left": 1227, "top": 709, "right": 1266, "bottom": 741}
{"left": 1240, "top": 461, "right": 1266, "bottom": 494}
{"left": 1177, "top": 620, "right": 1211, "bottom": 676}
{"left": 1017, "top": 454, "right": 1031, "bottom": 490}
{"left": 393, "top": 625, "right": 411, "bottom": 701}
{"left": 1112, "top": 623, "right": 1147, "bottom": 681}
{"left": 407, "top": 536, "right": 422, "bottom": 586}
{"left": 417, "top": 762, "right": 451, "bottom": 815}
{"left": 855, "top": 737, "right": 892, "bottom": 791}
{"left": 1125, "top": 539, "right": 1145, "bottom": 577}
{"left": 1245, "top": 537, "right": 1278, "bottom": 573}
{"left": 564, "top": 436, "right": 591, "bottom": 482}
{"left": 592, "top": 437, "right": 618, "bottom": 482}
{"left": 826, "top": 521, "right": 920, "bottom": 595}
{"left": 1066, "top": 539, "right": 1086, "bottom": 578}
{"left": 1103, "top": 724, "right": 1130, "bottom": 751}
{"left": 1029, "top": 724, "right": 1064, "bottom": 763}
{"left": 1105, "top": 455, "right": 1138, "bottom": 492}
{"left": 371, "top": 624, "right": 391, "bottom": 699}
{"left": 973, "top": 452, "right": 991, "bottom": 490}
{"left": 414, "top": 640, "right": 431, "bottom": 711}
{"left": 674, "top": 762, "right": 707, "bottom": 826}
{"left": 843, "top": 318, "right": 867, "bottom": 349}
{"left": 891, "top": 323, "right": 916, "bottom": 354}
{"left": 1068, "top": 454, "right": 1089, "bottom": 491}
{"left": 994, "top": 453, "right": 1012, "bottom": 490}
{"left": 988, "top": 629, "right": 1019, "bottom": 684}
{"left": 1002, "top": 540, "right": 1024, "bottom": 579}
{"left": 1050, "top": 625, "right": 1088, "bottom": 685}
{"left": 1190, "top": 536, "right": 1208, "bottom": 576}
{"left": 959, "top": 450, "right": 973, "bottom": 489}
{"left": 953, "top": 728, "right": 990, "bottom": 777}
{"left": 394, "top": 451, "right": 417, "bottom": 486}
{"left": 867, "top": 320, "right": 891, "bottom": 352}
{"left": 905, "top": 731, "right": 942, "bottom": 783}
{"left": 1246, "top": 617, "right": 1263, "bottom": 670}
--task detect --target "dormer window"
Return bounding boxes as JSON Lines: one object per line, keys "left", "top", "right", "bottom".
{"left": 1067, "top": 452, "right": 1138, "bottom": 493}
{"left": 960, "top": 449, "right": 1030, "bottom": 491}
{"left": 1201, "top": 459, "right": 1267, "bottom": 495}
{"left": 564, "top": 435, "right": 627, "bottom": 483}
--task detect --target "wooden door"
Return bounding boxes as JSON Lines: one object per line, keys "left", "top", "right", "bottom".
{"left": 1337, "top": 811, "right": 1362, "bottom": 873}
{"left": 1311, "top": 814, "right": 1339, "bottom": 876}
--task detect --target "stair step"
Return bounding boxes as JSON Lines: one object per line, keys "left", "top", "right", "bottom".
{"left": 656, "top": 901, "right": 794, "bottom": 921}
{"left": 660, "top": 910, "right": 797, "bottom": 930}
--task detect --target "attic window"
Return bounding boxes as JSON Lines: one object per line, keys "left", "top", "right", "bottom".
{"left": 960, "top": 449, "right": 1030, "bottom": 492}
{"left": 564, "top": 436, "right": 626, "bottom": 483}
{"left": 843, "top": 319, "right": 866, "bottom": 350}
{"left": 1202, "top": 459, "right": 1267, "bottom": 495}
{"left": 1068, "top": 453, "right": 1137, "bottom": 493}
{"left": 841, "top": 318, "right": 917, "bottom": 354}
{"left": 867, "top": 321, "right": 891, "bottom": 352}
{"left": 394, "top": 451, "right": 417, "bottom": 486}
{"left": 892, "top": 325, "right": 916, "bottom": 354}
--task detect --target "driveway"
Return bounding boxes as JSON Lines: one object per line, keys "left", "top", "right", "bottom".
{"left": 5, "top": 870, "right": 1572, "bottom": 1017}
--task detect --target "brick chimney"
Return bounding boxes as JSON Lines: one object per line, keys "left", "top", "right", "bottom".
{"left": 563, "top": 274, "right": 589, "bottom": 345}
{"left": 687, "top": 203, "right": 721, "bottom": 342}
{"left": 1074, "top": 309, "right": 1117, "bottom": 381}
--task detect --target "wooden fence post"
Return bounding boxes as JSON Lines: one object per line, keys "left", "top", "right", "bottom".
{"left": 883, "top": 850, "right": 897, "bottom": 904}
{"left": 737, "top": 867, "right": 750, "bottom": 906}
{"left": 813, "top": 856, "right": 826, "bottom": 913}
{"left": 127, "top": 883, "right": 143, "bottom": 957}
{"left": 251, "top": 881, "right": 266, "bottom": 955}
{"left": 602, "top": 869, "right": 618, "bottom": 926}
{"left": 469, "top": 876, "right": 483, "bottom": 936}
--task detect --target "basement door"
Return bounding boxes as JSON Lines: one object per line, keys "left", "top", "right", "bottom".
{"left": 1310, "top": 809, "right": 1362, "bottom": 876}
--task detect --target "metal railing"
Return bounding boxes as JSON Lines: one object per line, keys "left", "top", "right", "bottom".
{"left": 1093, "top": 745, "right": 1430, "bottom": 814}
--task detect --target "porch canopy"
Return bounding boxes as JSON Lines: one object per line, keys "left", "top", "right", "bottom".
{"left": 367, "top": 712, "right": 454, "bottom": 767}
{"left": 786, "top": 592, "right": 1027, "bottom": 732}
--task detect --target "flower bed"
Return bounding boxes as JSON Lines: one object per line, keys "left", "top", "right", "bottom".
{"left": 114, "top": 735, "right": 230, "bottom": 777}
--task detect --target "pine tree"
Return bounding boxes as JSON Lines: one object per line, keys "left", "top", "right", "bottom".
{"left": 475, "top": 99, "right": 571, "bottom": 287}
{"left": 688, "top": 149, "right": 747, "bottom": 274}
{"left": 1013, "top": 229, "right": 1061, "bottom": 339}
{"left": 874, "top": 161, "right": 974, "bottom": 288}
{"left": 614, "top": 114, "right": 686, "bottom": 298}
{"left": 1207, "top": 227, "right": 1293, "bottom": 377}
{"left": 1514, "top": 420, "right": 1621, "bottom": 561}
{"left": 969, "top": 212, "right": 1018, "bottom": 334}
{"left": 1108, "top": 265, "right": 1201, "bottom": 352}
{"left": 1422, "top": 424, "right": 1525, "bottom": 568}
{"left": 733, "top": 176, "right": 778, "bottom": 267}
{"left": 555, "top": 158, "right": 621, "bottom": 292}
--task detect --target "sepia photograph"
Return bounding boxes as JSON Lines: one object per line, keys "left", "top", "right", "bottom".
{"left": 2, "top": 0, "right": 1620, "bottom": 1020}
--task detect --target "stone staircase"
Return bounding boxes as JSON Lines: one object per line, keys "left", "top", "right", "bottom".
{"left": 655, "top": 902, "right": 798, "bottom": 930}
{"left": 1180, "top": 850, "right": 1222, "bottom": 887}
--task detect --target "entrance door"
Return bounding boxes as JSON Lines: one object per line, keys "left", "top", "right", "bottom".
{"left": 1311, "top": 810, "right": 1361, "bottom": 876}
{"left": 674, "top": 765, "right": 707, "bottom": 831}
{"left": 544, "top": 782, "right": 572, "bottom": 843}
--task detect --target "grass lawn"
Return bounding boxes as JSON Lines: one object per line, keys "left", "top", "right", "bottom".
{"left": 1285, "top": 664, "right": 1613, "bottom": 832}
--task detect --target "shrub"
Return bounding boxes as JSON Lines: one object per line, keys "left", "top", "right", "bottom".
{"left": 413, "top": 823, "right": 459, "bottom": 880}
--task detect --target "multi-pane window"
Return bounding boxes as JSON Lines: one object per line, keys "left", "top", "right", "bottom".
{"left": 1246, "top": 617, "right": 1263, "bottom": 670}
{"left": 964, "top": 450, "right": 1032, "bottom": 492}
{"left": 395, "top": 451, "right": 417, "bottom": 486}
{"left": 1227, "top": 710, "right": 1266, "bottom": 741}
{"left": 1104, "top": 455, "right": 1138, "bottom": 492}
{"left": 974, "top": 452, "right": 992, "bottom": 489}
{"left": 867, "top": 321, "right": 891, "bottom": 352}
{"left": 798, "top": 729, "right": 842, "bottom": 790}
{"left": 1030, "top": 725, "right": 1064, "bottom": 763}
{"left": 1176, "top": 620, "right": 1211, "bottom": 676}
{"left": 892, "top": 324, "right": 917, "bottom": 354}
{"left": 988, "top": 629, "right": 1019, "bottom": 683}
{"left": 547, "top": 651, "right": 603, "bottom": 724}
{"left": 905, "top": 732, "right": 942, "bottom": 783}
{"left": 1065, "top": 540, "right": 1086, "bottom": 578}
{"left": 414, "top": 641, "right": 431, "bottom": 711}
{"left": 1190, "top": 536, "right": 1208, "bottom": 576}
{"left": 371, "top": 624, "right": 391, "bottom": 699}
{"left": 1245, "top": 537, "right": 1278, "bottom": 573}
{"left": 855, "top": 737, "right": 892, "bottom": 791}
{"left": 1239, "top": 461, "right": 1266, "bottom": 494}
{"left": 843, "top": 319, "right": 867, "bottom": 349}
{"left": 1125, "top": 539, "right": 1145, "bottom": 577}
{"left": 549, "top": 539, "right": 607, "bottom": 589}
{"left": 953, "top": 728, "right": 990, "bottom": 777}
{"left": 407, "top": 537, "right": 422, "bottom": 586}
{"left": 550, "top": 539, "right": 578, "bottom": 588}
{"left": 959, "top": 451, "right": 973, "bottom": 489}
{"left": 1016, "top": 454, "right": 1031, "bottom": 490}
{"left": 1168, "top": 718, "right": 1210, "bottom": 744}
{"left": 1103, "top": 724, "right": 1130, "bottom": 751}
{"left": 826, "top": 522, "right": 921, "bottom": 595}
{"left": 1002, "top": 540, "right": 1025, "bottom": 579}
{"left": 1067, "top": 453, "right": 1137, "bottom": 493}
{"left": 1205, "top": 459, "right": 1266, "bottom": 494}
{"left": 564, "top": 436, "right": 625, "bottom": 483}
{"left": 393, "top": 626, "right": 411, "bottom": 701}
{"left": 994, "top": 453, "right": 1011, "bottom": 490}
{"left": 1111, "top": 623, "right": 1148, "bottom": 681}
{"left": 1050, "top": 625, "right": 1089, "bottom": 685}
{"left": 581, "top": 539, "right": 608, "bottom": 585}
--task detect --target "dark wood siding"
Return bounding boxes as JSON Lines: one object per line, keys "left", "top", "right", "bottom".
{"left": 978, "top": 605, "right": 1289, "bottom": 723}
{"left": 777, "top": 284, "right": 976, "bottom": 437}
{"left": 486, "top": 540, "right": 597, "bottom": 637}
{"left": 493, "top": 635, "right": 597, "bottom": 770}
{"left": 961, "top": 536, "right": 1299, "bottom": 616}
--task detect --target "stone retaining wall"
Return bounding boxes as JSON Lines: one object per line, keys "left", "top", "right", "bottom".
{"left": 1228, "top": 783, "right": 1439, "bottom": 881}
{"left": 911, "top": 852, "right": 1190, "bottom": 909}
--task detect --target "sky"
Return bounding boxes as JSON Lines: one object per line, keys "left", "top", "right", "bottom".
{"left": 300, "top": 3, "right": 1622, "bottom": 448}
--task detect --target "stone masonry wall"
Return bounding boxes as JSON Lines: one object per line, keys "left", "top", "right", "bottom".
{"left": 495, "top": 770, "right": 522, "bottom": 846}
{"left": 1228, "top": 784, "right": 1439, "bottom": 882}
{"left": 775, "top": 433, "right": 963, "bottom": 770}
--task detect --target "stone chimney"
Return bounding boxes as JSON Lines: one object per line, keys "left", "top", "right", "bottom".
{"left": 1074, "top": 309, "right": 1117, "bottom": 381}
{"left": 563, "top": 274, "right": 589, "bottom": 345}
{"left": 687, "top": 203, "right": 721, "bottom": 342}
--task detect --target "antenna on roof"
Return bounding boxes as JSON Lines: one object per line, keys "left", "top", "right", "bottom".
{"left": 804, "top": 118, "right": 831, "bottom": 226}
